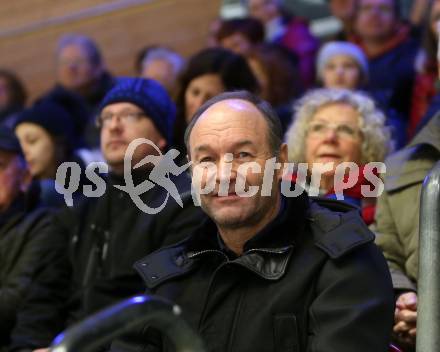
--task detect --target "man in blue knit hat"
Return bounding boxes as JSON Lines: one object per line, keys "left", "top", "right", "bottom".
{"left": 8, "top": 78, "right": 203, "bottom": 352}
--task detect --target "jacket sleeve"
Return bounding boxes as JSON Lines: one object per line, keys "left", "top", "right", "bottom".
{"left": 0, "top": 211, "right": 52, "bottom": 344}
{"left": 307, "top": 243, "right": 395, "bottom": 352}
{"left": 8, "top": 210, "right": 73, "bottom": 351}
{"left": 372, "top": 186, "right": 419, "bottom": 291}
{"left": 151, "top": 193, "right": 204, "bottom": 249}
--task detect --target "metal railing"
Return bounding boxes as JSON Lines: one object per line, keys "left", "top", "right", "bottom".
{"left": 48, "top": 295, "right": 205, "bottom": 352}
{"left": 416, "top": 160, "right": 440, "bottom": 352}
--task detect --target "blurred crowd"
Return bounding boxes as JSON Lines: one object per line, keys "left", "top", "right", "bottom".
{"left": 1, "top": 0, "right": 439, "bottom": 351}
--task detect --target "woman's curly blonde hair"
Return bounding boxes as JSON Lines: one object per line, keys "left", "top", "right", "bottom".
{"left": 285, "top": 88, "right": 392, "bottom": 164}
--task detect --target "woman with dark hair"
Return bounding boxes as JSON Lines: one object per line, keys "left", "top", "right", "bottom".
{"left": 0, "top": 69, "right": 27, "bottom": 127}
{"left": 14, "top": 99, "right": 84, "bottom": 206}
{"left": 173, "top": 47, "right": 259, "bottom": 154}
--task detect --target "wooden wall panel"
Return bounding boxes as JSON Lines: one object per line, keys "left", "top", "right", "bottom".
{"left": 0, "top": 0, "right": 222, "bottom": 101}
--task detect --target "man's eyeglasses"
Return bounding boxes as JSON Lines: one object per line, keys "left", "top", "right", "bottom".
{"left": 307, "top": 121, "right": 361, "bottom": 139}
{"left": 96, "top": 111, "right": 145, "bottom": 128}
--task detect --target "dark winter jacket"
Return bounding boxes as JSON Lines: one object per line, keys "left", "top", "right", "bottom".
{"left": 113, "top": 193, "right": 394, "bottom": 352}
{"left": 0, "top": 198, "right": 54, "bottom": 349}
{"left": 8, "top": 172, "right": 204, "bottom": 351}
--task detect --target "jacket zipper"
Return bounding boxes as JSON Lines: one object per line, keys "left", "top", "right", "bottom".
{"left": 195, "top": 251, "right": 229, "bottom": 332}
{"left": 226, "top": 288, "right": 245, "bottom": 352}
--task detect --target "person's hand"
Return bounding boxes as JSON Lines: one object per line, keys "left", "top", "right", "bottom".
{"left": 33, "top": 348, "right": 49, "bottom": 352}
{"left": 394, "top": 292, "right": 417, "bottom": 346}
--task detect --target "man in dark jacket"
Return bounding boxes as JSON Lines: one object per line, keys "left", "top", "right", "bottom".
{"left": 113, "top": 91, "right": 395, "bottom": 352}
{"left": 0, "top": 126, "right": 55, "bottom": 350}
{"left": 8, "top": 78, "right": 203, "bottom": 352}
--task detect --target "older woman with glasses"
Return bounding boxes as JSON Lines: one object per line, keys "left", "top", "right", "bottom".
{"left": 285, "top": 88, "right": 391, "bottom": 224}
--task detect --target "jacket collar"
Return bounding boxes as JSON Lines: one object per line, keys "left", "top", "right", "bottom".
{"left": 135, "top": 192, "right": 309, "bottom": 288}
{"left": 135, "top": 192, "right": 374, "bottom": 289}
{"left": 184, "top": 191, "right": 309, "bottom": 255}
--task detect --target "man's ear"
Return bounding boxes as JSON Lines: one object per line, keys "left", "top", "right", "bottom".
{"left": 278, "top": 143, "right": 288, "bottom": 164}
{"left": 277, "top": 143, "right": 288, "bottom": 180}
{"left": 186, "top": 154, "right": 193, "bottom": 176}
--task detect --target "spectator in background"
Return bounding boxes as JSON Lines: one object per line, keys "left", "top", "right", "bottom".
{"left": 0, "top": 70, "right": 27, "bottom": 128}
{"left": 173, "top": 48, "right": 259, "bottom": 156}
{"left": 351, "top": 0, "right": 419, "bottom": 145}
{"left": 286, "top": 88, "right": 390, "bottom": 224}
{"left": 316, "top": 41, "right": 369, "bottom": 90}
{"left": 246, "top": 43, "right": 302, "bottom": 132}
{"left": 135, "top": 45, "right": 185, "bottom": 97}
{"left": 0, "top": 126, "right": 55, "bottom": 350}
{"left": 206, "top": 17, "right": 223, "bottom": 47}
{"left": 47, "top": 34, "right": 115, "bottom": 148}
{"left": 316, "top": 41, "right": 405, "bottom": 148}
{"left": 373, "top": 111, "right": 440, "bottom": 351}
{"left": 215, "top": 17, "right": 265, "bottom": 56}
{"left": 14, "top": 100, "right": 84, "bottom": 207}
{"left": 327, "top": 0, "right": 358, "bottom": 40}
{"left": 246, "top": 0, "right": 319, "bottom": 89}
{"left": 409, "top": 0, "right": 440, "bottom": 138}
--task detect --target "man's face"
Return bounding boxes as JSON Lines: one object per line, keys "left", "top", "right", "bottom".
{"left": 0, "top": 150, "right": 29, "bottom": 212}
{"left": 355, "top": 0, "right": 397, "bottom": 41}
{"left": 100, "top": 102, "right": 166, "bottom": 174}
{"left": 188, "top": 99, "right": 287, "bottom": 230}
{"left": 56, "top": 44, "right": 101, "bottom": 91}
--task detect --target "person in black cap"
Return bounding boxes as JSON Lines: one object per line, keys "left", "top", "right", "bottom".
{"left": 8, "top": 78, "right": 203, "bottom": 352}
{"left": 0, "top": 126, "right": 56, "bottom": 350}
{"left": 14, "top": 100, "right": 86, "bottom": 207}
{"left": 15, "top": 100, "right": 78, "bottom": 180}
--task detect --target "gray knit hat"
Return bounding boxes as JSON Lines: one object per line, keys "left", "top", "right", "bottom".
{"left": 316, "top": 42, "right": 369, "bottom": 83}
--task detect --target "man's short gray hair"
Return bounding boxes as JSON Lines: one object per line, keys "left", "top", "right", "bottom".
{"left": 57, "top": 34, "right": 102, "bottom": 66}
{"left": 142, "top": 47, "right": 185, "bottom": 77}
{"left": 286, "top": 88, "right": 391, "bottom": 164}
{"left": 184, "top": 90, "right": 283, "bottom": 157}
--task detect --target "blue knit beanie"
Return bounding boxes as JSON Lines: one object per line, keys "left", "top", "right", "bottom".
{"left": 99, "top": 77, "right": 176, "bottom": 143}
